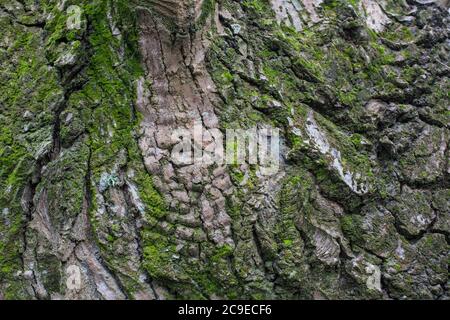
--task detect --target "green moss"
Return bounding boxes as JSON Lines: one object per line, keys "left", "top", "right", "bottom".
{"left": 136, "top": 170, "right": 167, "bottom": 220}
{"left": 142, "top": 233, "right": 178, "bottom": 280}
{"left": 283, "top": 239, "right": 293, "bottom": 247}
{"left": 211, "top": 244, "right": 234, "bottom": 263}
{"left": 242, "top": 0, "right": 269, "bottom": 12}
{"left": 340, "top": 215, "right": 364, "bottom": 243}
{"left": 197, "top": 0, "right": 216, "bottom": 28}
{"left": 382, "top": 26, "right": 415, "bottom": 43}
{"left": 221, "top": 70, "right": 234, "bottom": 84}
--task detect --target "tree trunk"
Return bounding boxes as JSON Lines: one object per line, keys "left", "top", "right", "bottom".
{"left": 0, "top": 0, "right": 448, "bottom": 300}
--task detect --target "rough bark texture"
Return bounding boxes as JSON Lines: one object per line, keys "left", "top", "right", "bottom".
{"left": 0, "top": 0, "right": 448, "bottom": 300}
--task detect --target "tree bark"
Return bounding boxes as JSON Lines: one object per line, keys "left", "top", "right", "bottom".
{"left": 0, "top": 0, "right": 448, "bottom": 300}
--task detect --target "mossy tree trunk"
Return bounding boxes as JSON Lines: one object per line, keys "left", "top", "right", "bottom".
{"left": 0, "top": 0, "right": 448, "bottom": 300}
